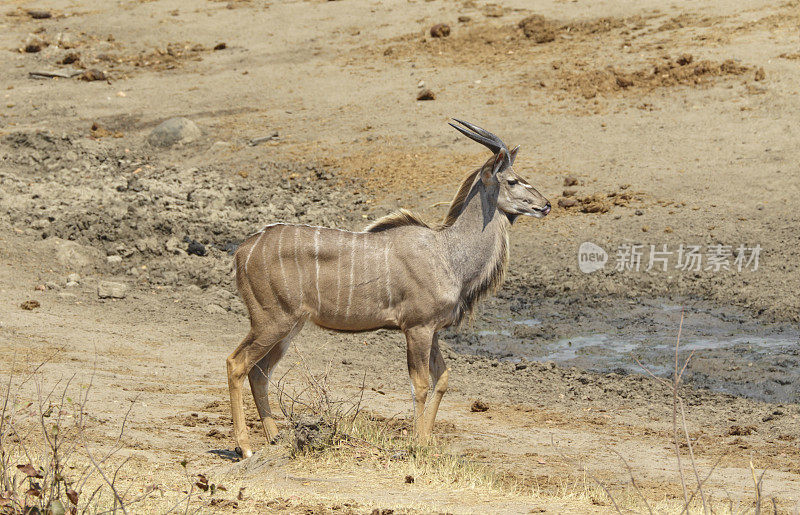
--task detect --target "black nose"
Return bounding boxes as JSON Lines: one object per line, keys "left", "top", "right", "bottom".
{"left": 542, "top": 202, "right": 551, "bottom": 215}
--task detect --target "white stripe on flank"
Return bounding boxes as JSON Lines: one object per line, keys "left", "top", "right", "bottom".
{"left": 334, "top": 231, "right": 343, "bottom": 317}
{"left": 277, "top": 225, "right": 289, "bottom": 299}
{"left": 313, "top": 228, "right": 321, "bottom": 311}
{"left": 245, "top": 230, "right": 265, "bottom": 273}
{"left": 345, "top": 232, "right": 356, "bottom": 318}
{"left": 293, "top": 227, "right": 304, "bottom": 304}
{"left": 383, "top": 237, "right": 392, "bottom": 307}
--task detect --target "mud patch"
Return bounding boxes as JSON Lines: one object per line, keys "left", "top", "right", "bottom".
{"left": 0, "top": 131, "right": 368, "bottom": 292}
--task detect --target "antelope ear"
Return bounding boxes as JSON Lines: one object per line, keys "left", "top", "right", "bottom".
{"left": 480, "top": 148, "right": 507, "bottom": 185}
{"left": 509, "top": 145, "right": 519, "bottom": 165}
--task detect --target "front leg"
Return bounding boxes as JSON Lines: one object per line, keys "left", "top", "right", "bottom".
{"left": 404, "top": 325, "right": 435, "bottom": 443}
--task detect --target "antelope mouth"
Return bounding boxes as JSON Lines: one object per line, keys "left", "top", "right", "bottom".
{"left": 528, "top": 203, "right": 551, "bottom": 218}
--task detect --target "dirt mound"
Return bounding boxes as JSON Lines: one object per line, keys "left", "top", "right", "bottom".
{"left": 518, "top": 14, "right": 630, "bottom": 42}
{"left": 0, "top": 131, "right": 368, "bottom": 291}
{"left": 563, "top": 55, "right": 753, "bottom": 99}
{"left": 375, "top": 14, "right": 643, "bottom": 66}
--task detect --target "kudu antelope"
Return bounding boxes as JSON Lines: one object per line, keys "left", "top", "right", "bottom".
{"left": 228, "top": 119, "right": 550, "bottom": 458}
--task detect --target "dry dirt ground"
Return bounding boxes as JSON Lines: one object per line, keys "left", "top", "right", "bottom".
{"left": 1, "top": 0, "right": 800, "bottom": 512}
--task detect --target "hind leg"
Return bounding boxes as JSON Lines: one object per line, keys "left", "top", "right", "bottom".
{"left": 226, "top": 318, "right": 302, "bottom": 458}
{"left": 248, "top": 319, "right": 304, "bottom": 444}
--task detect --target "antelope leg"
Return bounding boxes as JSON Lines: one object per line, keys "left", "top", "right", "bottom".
{"left": 422, "top": 333, "right": 449, "bottom": 436}
{"left": 226, "top": 319, "right": 298, "bottom": 458}
{"left": 405, "top": 325, "right": 435, "bottom": 443}
{"left": 247, "top": 319, "right": 304, "bottom": 444}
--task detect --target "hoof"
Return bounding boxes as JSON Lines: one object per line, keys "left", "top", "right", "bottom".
{"left": 234, "top": 446, "right": 253, "bottom": 459}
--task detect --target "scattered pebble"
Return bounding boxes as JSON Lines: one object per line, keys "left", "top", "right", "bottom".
{"left": 20, "top": 300, "right": 40, "bottom": 310}
{"left": 404, "top": 475, "right": 415, "bottom": 484}
{"left": 430, "top": 23, "right": 451, "bottom": 38}
{"left": 213, "top": 42, "right": 227, "bottom": 51}
{"left": 457, "top": 15, "right": 471, "bottom": 22}
{"left": 27, "top": 10, "right": 52, "bottom": 19}
{"left": 416, "top": 88, "right": 435, "bottom": 101}
{"left": 67, "top": 273, "right": 81, "bottom": 283}
{"left": 147, "top": 117, "right": 201, "bottom": 147}
{"left": 107, "top": 255, "right": 122, "bottom": 264}
{"left": 558, "top": 198, "right": 578, "bottom": 208}
{"left": 562, "top": 189, "right": 577, "bottom": 197}
{"left": 97, "top": 281, "right": 127, "bottom": 299}
{"left": 203, "top": 304, "right": 227, "bottom": 315}
{"left": 60, "top": 52, "right": 80, "bottom": 65}
{"left": 80, "top": 69, "right": 107, "bottom": 82}
{"left": 563, "top": 176, "right": 578, "bottom": 186}
{"left": 634, "top": 209, "right": 643, "bottom": 216}
{"left": 754, "top": 67, "right": 766, "bottom": 81}
{"left": 187, "top": 240, "right": 207, "bottom": 256}
{"left": 470, "top": 400, "right": 489, "bottom": 412}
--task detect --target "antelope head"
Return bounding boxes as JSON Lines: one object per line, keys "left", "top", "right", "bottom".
{"left": 450, "top": 119, "right": 551, "bottom": 222}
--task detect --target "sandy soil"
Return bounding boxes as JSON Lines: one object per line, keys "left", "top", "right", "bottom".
{"left": 1, "top": 0, "right": 800, "bottom": 512}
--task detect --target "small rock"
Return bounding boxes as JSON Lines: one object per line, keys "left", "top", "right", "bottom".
{"left": 20, "top": 300, "right": 40, "bottom": 310}
{"left": 147, "top": 117, "right": 201, "bottom": 147}
{"left": 515, "top": 362, "right": 527, "bottom": 371}
{"left": 187, "top": 240, "right": 207, "bottom": 257}
{"left": 45, "top": 281, "right": 59, "bottom": 290}
{"left": 470, "top": 400, "right": 489, "bottom": 412}
{"left": 563, "top": 176, "right": 578, "bottom": 186}
{"left": 57, "top": 292, "right": 77, "bottom": 300}
{"left": 32, "top": 219, "right": 50, "bottom": 230}
{"left": 754, "top": 67, "right": 766, "bottom": 81}
{"left": 417, "top": 88, "right": 435, "bottom": 101}
{"left": 79, "top": 69, "right": 107, "bottom": 82}
{"left": 727, "top": 425, "right": 754, "bottom": 436}
{"left": 65, "top": 281, "right": 79, "bottom": 289}
{"left": 484, "top": 5, "right": 503, "bottom": 17}
{"left": 97, "top": 281, "right": 127, "bottom": 299}
{"left": 430, "top": 24, "right": 451, "bottom": 38}
{"left": 106, "top": 255, "right": 122, "bottom": 264}
{"left": 634, "top": 209, "right": 643, "bottom": 216}
{"left": 676, "top": 53, "right": 694, "bottom": 66}
{"left": 562, "top": 189, "right": 577, "bottom": 197}
{"left": 67, "top": 273, "right": 81, "bottom": 284}
{"left": 558, "top": 198, "right": 578, "bottom": 208}
{"left": 405, "top": 475, "right": 415, "bottom": 484}
{"left": 213, "top": 42, "right": 227, "bottom": 51}
{"left": 518, "top": 15, "right": 556, "bottom": 44}
{"left": 61, "top": 52, "right": 80, "bottom": 65}
{"left": 23, "top": 35, "right": 46, "bottom": 53}
{"left": 203, "top": 304, "right": 227, "bottom": 315}
{"left": 457, "top": 15, "right": 471, "bottom": 22}
{"left": 165, "top": 237, "right": 183, "bottom": 255}
{"left": 27, "top": 10, "right": 52, "bottom": 19}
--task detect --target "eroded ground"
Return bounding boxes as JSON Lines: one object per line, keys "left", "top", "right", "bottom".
{"left": 1, "top": 0, "right": 799, "bottom": 512}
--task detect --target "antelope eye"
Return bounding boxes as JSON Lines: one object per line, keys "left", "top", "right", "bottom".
{"left": 507, "top": 178, "right": 518, "bottom": 186}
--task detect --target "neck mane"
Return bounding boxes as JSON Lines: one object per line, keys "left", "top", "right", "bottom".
{"left": 442, "top": 169, "right": 510, "bottom": 325}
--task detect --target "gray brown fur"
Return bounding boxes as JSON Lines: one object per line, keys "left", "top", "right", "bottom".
{"left": 225, "top": 121, "right": 550, "bottom": 458}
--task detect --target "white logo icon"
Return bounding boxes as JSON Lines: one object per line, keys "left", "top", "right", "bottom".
{"left": 578, "top": 242, "right": 607, "bottom": 274}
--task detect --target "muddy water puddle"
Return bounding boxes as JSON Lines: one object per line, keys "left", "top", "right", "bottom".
{"left": 443, "top": 296, "right": 800, "bottom": 404}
